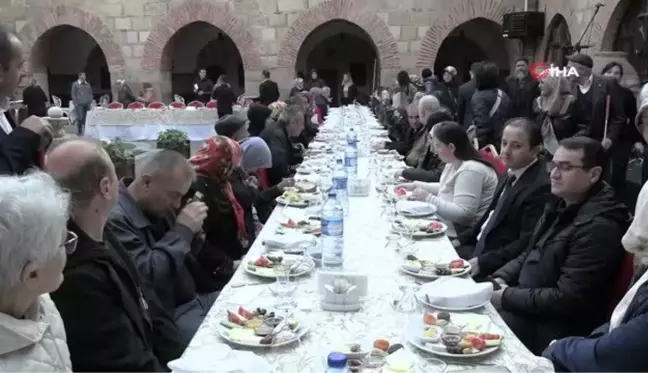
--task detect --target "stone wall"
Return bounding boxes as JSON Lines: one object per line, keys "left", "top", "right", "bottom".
{"left": 4, "top": 0, "right": 639, "bottom": 101}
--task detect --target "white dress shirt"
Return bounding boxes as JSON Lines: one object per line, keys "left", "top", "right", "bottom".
{"left": 578, "top": 75, "right": 594, "bottom": 94}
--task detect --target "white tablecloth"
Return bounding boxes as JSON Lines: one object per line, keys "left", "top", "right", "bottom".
{"left": 185, "top": 107, "right": 554, "bottom": 372}
{"left": 85, "top": 108, "right": 219, "bottom": 141}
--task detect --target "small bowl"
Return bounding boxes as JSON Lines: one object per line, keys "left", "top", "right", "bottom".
{"left": 441, "top": 333, "right": 462, "bottom": 347}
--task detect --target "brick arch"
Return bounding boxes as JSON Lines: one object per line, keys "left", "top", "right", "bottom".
{"left": 141, "top": 0, "right": 261, "bottom": 71}
{"left": 17, "top": 5, "right": 125, "bottom": 72}
{"left": 277, "top": 0, "right": 399, "bottom": 69}
{"left": 417, "top": 0, "right": 507, "bottom": 67}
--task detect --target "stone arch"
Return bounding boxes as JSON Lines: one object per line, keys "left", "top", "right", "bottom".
{"left": 141, "top": 0, "right": 261, "bottom": 71}
{"left": 17, "top": 5, "right": 125, "bottom": 74}
{"left": 537, "top": 13, "right": 572, "bottom": 65}
{"left": 277, "top": 0, "right": 399, "bottom": 70}
{"left": 417, "top": 0, "right": 508, "bottom": 68}
{"left": 600, "top": 0, "right": 633, "bottom": 52}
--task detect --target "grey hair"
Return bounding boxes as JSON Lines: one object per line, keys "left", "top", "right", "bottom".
{"left": 136, "top": 149, "right": 195, "bottom": 180}
{"left": 0, "top": 172, "right": 70, "bottom": 295}
{"left": 419, "top": 95, "right": 440, "bottom": 115}
{"left": 278, "top": 104, "right": 304, "bottom": 125}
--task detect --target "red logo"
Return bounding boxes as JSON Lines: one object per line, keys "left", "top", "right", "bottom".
{"left": 529, "top": 62, "right": 550, "bottom": 81}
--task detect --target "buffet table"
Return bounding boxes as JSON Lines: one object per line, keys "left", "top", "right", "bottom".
{"left": 85, "top": 108, "right": 219, "bottom": 141}
{"left": 183, "top": 107, "right": 553, "bottom": 372}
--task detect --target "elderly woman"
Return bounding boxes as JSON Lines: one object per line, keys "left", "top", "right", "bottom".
{"left": 0, "top": 172, "right": 72, "bottom": 371}
{"left": 289, "top": 78, "right": 306, "bottom": 98}
{"left": 436, "top": 66, "right": 459, "bottom": 117}
{"left": 534, "top": 76, "right": 578, "bottom": 157}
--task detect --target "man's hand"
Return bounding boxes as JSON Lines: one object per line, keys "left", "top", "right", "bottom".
{"left": 20, "top": 116, "right": 53, "bottom": 149}
{"left": 393, "top": 170, "right": 402, "bottom": 179}
{"left": 490, "top": 284, "right": 508, "bottom": 309}
{"left": 373, "top": 142, "right": 385, "bottom": 150}
{"left": 633, "top": 142, "right": 644, "bottom": 155}
{"left": 410, "top": 187, "right": 430, "bottom": 201}
{"left": 233, "top": 260, "right": 242, "bottom": 270}
{"left": 176, "top": 201, "right": 208, "bottom": 232}
{"left": 278, "top": 178, "right": 295, "bottom": 191}
{"left": 468, "top": 257, "right": 480, "bottom": 276}
{"left": 602, "top": 138, "right": 612, "bottom": 150}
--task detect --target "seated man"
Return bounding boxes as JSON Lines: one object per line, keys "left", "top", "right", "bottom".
{"left": 108, "top": 149, "right": 218, "bottom": 343}
{"left": 47, "top": 139, "right": 184, "bottom": 371}
{"left": 260, "top": 104, "right": 305, "bottom": 186}
{"left": 489, "top": 137, "right": 630, "bottom": 354}
{"left": 455, "top": 118, "right": 550, "bottom": 278}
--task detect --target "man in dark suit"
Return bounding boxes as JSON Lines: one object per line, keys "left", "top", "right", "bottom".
{"left": 457, "top": 62, "right": 481, "bottom": 129}
{"left": 567, "top": 54, "right": 627, "bottom": 194}
{"left": 258, "top": 69, "right": 280, "bottom": 106}
{"left": 455, "top": 118, "right": 550, "bottom": 278}
{"left": 0, "top": 25, "right": 52, "bottom": 175}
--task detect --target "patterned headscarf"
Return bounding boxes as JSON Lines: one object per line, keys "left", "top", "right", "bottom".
{"left": 190, "top": 136, "right": 247, "bottom": 243}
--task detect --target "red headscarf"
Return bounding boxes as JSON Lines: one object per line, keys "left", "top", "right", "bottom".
{"left": 190, "top": 136, "right": 248, "bottom": 246}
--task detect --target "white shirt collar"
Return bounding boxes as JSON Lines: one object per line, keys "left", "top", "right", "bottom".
{"left": 578, "top": 75, "right": 593, "bottom": 89}
{"left": 510, "top": 158, "right": 537, "bottom": 181}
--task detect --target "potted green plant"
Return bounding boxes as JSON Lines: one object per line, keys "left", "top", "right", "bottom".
{"left": 156, "top": 129, "right": 191, "bottom": 158}
{"left": 103, "top": 138, "right": 135, "bottom": 179}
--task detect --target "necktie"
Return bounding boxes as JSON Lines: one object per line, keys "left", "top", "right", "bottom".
{"left": 473, "top": 175, "right": 517, "bottom": 256}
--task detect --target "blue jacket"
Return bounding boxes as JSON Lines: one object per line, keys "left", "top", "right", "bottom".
{"left": 543, "top": 280, "right": 648, "bottom": 372}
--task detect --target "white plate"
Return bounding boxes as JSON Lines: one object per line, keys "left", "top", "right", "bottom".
{"left": 392, "top": 220, "right": 447, "bottom": 238}
{"left": 218, "top": 323, "right": 310, "bottom": 348}
{"left": 320, "top": 302, "right": 363, "bottom": 312}
{"left": 245, "top": 255, "right": 315, "bottom": 279}
{"left": 406, "top": 316, "right": 502, "bottom": 358}
{"left": 396, "top": 201, "right": 437, "bottom": 217}
{"left": 276, "top": 197, "right": 310, "bottom": 208}
{"left": 416, "top": 292, "right": 489, "bottom": 311}
{"left": 399, "top": 261, "right": 471, "bottom": 279}
{"left": 329, "top": 340, "right": 373, "bottom": 359}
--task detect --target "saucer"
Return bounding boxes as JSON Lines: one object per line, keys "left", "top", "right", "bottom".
{"left": 321, "top": 302, "right": 362, "bottom": 312}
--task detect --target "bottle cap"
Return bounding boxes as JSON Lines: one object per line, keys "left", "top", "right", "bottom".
{"left": 327, "top": 352, "right": 347, "bottom": 368}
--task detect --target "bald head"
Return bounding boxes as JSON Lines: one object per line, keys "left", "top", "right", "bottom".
{"left": 418, "top": 95, "right": 440, "bottom": 123}
{"left": 47, "top": 138, "right": 116, "bottom": 210}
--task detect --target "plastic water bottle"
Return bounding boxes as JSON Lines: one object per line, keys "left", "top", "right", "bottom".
{"left": 344, "top": 146, "right": 358, "bottom": 177}
{"left": 325, "top": 352, "right": 348, "bottom": 373}
{"left": 321, "top": 190, "right": 344, "bottom": 270}
{"left": 346, "top": 128, "right": 358, "bottom": 148}
{"left": 332, "top": 159, "right": 348, "bottom": 213}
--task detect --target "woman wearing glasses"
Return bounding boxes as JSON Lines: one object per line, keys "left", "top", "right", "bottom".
{"left": 0, "top": 172, "right": 72, "bottom": 371}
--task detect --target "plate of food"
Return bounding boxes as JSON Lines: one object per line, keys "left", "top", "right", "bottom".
{"left": 276, "top": 217, "right": 322, "bottom": 236}
{"left": 400, "top": 256, "right": 471, "bottom": 279}
{"left": 391, "top": 186, "right": 411, "bottom": 200}
{"left": 330, "top": 341, "right": 373, "bottom": 360}
{"left": 407, "top": 312, "right": 503, "bottom": 357}
{"left": 395, "top": 200, "right": 437, "bottom": 217}
{"left": 245, "top": 253, "right": 315, "bottom": 278}
{"left": 218, "top": 306, "right": 309, "bottom": 348}
{"left": 276, "top": 191, "right": 314, "bottom": 207}
{"left": 392, "top": 218, "right": 447, "bottom": 238}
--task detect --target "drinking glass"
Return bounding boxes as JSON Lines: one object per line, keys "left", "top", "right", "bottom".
{"left": 272, "top": 263, "right": 296, "bottom": 297}
{"left": 394, "top": 283, "right": 421, "bottom": 314}
{"left": 417, "top": 358, "right": 447, "bottom": 373}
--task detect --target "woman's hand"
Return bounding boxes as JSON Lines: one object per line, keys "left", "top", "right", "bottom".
{"left": 397, "top": 182, "right": 417, "bottom": 191}
{"left": 410, "top": 187, "right": 430, "bottom": 201}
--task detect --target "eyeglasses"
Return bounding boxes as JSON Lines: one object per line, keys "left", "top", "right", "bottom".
{"left": 61, "top": 231, "right": 78, "bottom": 254}
{"left": 549, "top": 161, "right": 587, "bottom": 172}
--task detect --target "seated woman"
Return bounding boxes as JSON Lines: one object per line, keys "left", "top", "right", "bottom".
{"left": 238, "top": 136, "right": 293, "bottom": 223}
{"left": 399, "top": 121, "right": 498, "bottom": 237}
{"left": 396, "top": 111, "right": 452, "bottom": 182}
{"left": 189, "top": 136, "right": 251, "bottom": 261}
{"left": 0, "top": 172, "right": 72, "bottom": 371}
{"left": 541, "top": 153, "right": 648, "bottom": 373}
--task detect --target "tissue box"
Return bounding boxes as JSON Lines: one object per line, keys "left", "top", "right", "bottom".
{"left": 347, "top": 178, "right": 370, "bottom": 197}
{"left": 421, "top": 277, "right": 493, "bottom": 309}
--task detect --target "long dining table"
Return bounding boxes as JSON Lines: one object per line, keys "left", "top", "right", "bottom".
{"left": 184, "top": 106, "right": 554, "bottom": 373}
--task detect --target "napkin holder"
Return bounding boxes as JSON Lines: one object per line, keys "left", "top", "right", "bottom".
{"left": 318, "top": 272, "right": 368, "bottom": 311}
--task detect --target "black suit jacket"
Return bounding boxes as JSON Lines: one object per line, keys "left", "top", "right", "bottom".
{"left": 259, "top": 80, "right": 280, "bottom": 106}
{"left": 459, "top": 160, "right": 551, "bottom": 277}
{"left": 575, "top": 75, "right": 625, "bottom": 143}
{"left": 0, "top": 111, "right": 42, "bottom": 175}
{"left": 457, "top": 79, "right": 476, "bottom": 130}
{"left": 260, "top": 120, "right": 299, "bottom": 186}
